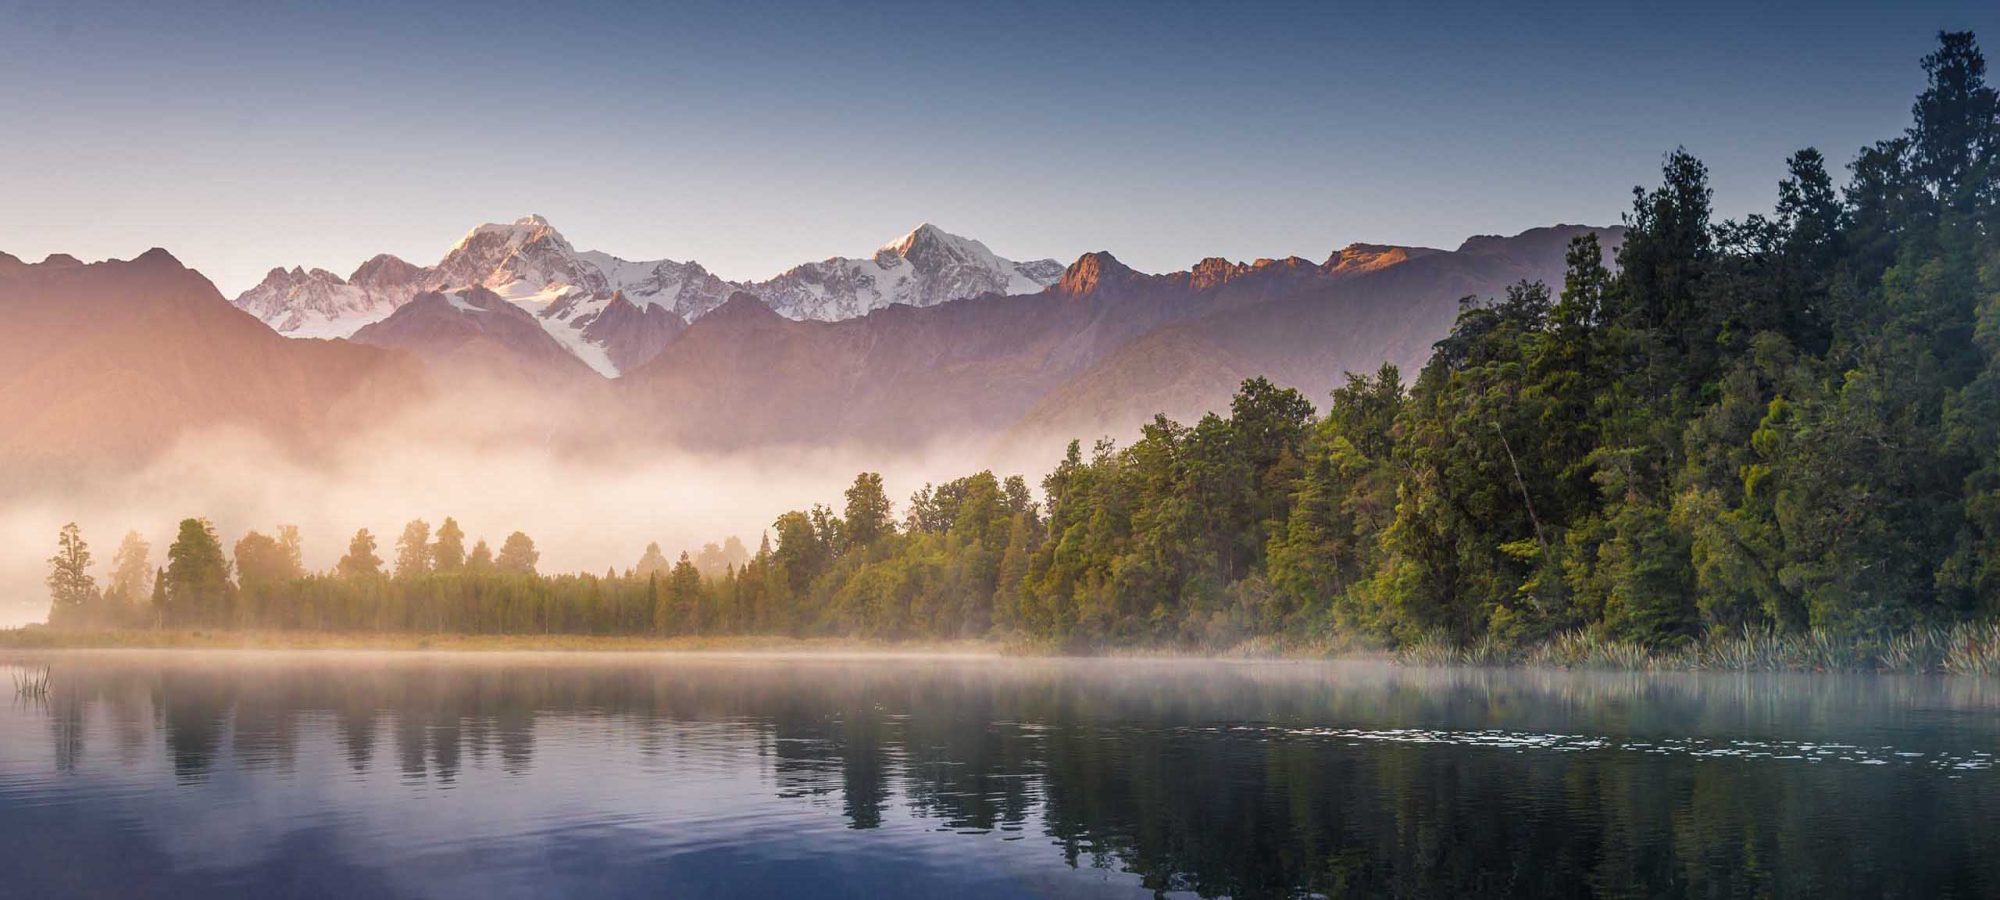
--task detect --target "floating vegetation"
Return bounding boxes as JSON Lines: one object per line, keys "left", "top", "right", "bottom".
{"left": 1218, "top": 724, "right": 1998, "bottom": 773}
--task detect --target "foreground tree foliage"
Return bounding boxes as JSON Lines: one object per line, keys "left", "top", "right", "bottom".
{"left": 41, "top": 34, "right": 2000, "bottom": 654}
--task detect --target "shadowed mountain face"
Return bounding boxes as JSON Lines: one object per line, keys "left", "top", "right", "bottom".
{"left": 577, "top": 292, "right": 690, "bottom": 374}
{"left": 348, "top": 288, "right": 603, "bottom": 383}
{"left": 621, "top": 225, "right": 1624, "bottom": 450}
{"left": 0, "top": 249, "right": 422, "bottom": 488}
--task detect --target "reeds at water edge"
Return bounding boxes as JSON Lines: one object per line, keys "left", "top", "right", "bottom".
{"left": 1394, "top": 622, "right": 2000, "bottom": 674}
{"left": 11, "top": 666, "right": 49, "bottom": 699}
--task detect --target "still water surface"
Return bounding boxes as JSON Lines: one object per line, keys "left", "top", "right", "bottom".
{"left": 1, "top": 651, "right": 1997, "bottom": 898}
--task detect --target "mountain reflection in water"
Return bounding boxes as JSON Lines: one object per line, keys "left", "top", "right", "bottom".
{"left": 2, "top": 653, "right": 1997, "bottom": 899}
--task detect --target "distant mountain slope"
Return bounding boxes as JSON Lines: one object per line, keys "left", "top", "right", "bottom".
{"left": 620, "top": 286, "right": 1120, "bottom": 448}
{"left": 617, "top": 247, "right": 1354, "bottom": 449}
{"left": 620, "top": 225, "right": 1621, "bottom": 451}
{"left": 1012, "top": 225, "right": 1625, "bottom": 444}
{"left": 0, "top": 249, "right": 421, "bottom": 487}
{"left": 232, "top": 217, "right": 1061, "bottom": 375}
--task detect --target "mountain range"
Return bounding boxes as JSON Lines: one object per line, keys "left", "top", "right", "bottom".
{"left": 621, "top": 225, "right": 1622, "bottom": 452}
{"left": 0, "top": 220, "right": 1622, "bottom": 488}
{"left": 234, "top": 217, "right": 1065, "bottom": 376}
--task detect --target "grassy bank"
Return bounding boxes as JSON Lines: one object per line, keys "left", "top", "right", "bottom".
{"left": 1394, "top": 623, "right": 2000, "bottom": 675}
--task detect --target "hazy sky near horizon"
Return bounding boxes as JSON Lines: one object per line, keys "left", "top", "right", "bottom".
{"left": 3, "top": 0, "right": 1996, "bottom": 296}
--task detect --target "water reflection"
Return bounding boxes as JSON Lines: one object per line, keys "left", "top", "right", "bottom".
{"left": 2, "top": 654, "right": 1997, "bottom": 899}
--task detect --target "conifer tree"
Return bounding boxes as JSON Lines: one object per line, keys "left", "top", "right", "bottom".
{"left": 105, "top": 530, "right": 153, "bottom": 615}
{"left": 497, "top": 532, "right": 539, "bottom": 575}
{"left": 164, "top": 519, "right": 231, "bottom": 627}
{"left": 337, "top": 529, "right": 383, "bottom": 579}
{"left": 433, "top": 518, "right": 467, "bottom": 573}
{"left": 468, "top": 539, "right": 495, "bottom": 573}
{"left": 844, "top": 472, "right": 894, "bottom": 549}
{"left": 235, "top": 530, "right": 302, "bottom": 593}
{"left": 46, "top": 523, "right": 98, "bottom": 628}
{"left": 636, "top": 541, "right": 671, "bottom": 579}
{"left": 662, "top": 552, "right": 703, "bottom": 633}
{"left": 148, "top": 568, "right": 166, "bottom": 629}
{"left": 394, "top": 519, "right": 432, "bottom": 579}
{"left": 278, "top": 525, "right": 304, "bottom": 576}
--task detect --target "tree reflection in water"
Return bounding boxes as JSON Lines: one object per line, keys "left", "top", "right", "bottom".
{"left": 11, "top": 655, "right": 2000, "bottom": 899}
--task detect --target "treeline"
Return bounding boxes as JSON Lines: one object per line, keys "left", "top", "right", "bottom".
{"left": 42, "top": 33, "right": 2000, "bottom": 652}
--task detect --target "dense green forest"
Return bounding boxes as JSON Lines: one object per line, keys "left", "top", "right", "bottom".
{"left": 40, "top": 33, "right": 2000, "bottom": 661}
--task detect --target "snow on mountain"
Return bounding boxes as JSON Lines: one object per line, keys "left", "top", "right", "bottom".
{"left": 428, "top": 215, "right": 597, "bottom": 295}
{"left": 572, "top": 251, "right": 737, "bottom": 321}
{"left": 232, "top": 215, "right": 1062, "bottom": 375}
{"left": 749, "top": 223, "right": 1064, "bottom": 321}
{"left": 233, "top": 266, "right": 400, "bottom": 339}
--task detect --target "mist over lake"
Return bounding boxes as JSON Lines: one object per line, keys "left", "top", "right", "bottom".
{"left": 3, "top": 652, "right": 1996, "bottom": 899}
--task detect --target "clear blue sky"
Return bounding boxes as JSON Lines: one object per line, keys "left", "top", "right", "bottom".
{"left": 2, "top": 0, "right": 1994, "bottom": 295}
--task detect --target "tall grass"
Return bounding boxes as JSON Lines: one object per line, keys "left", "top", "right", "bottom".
{"left": 1522, "top": 627, "right": 1652, "bottom": 670}
{"left": 1393, "top": 621, "right": 2000, "bottom": 675}
{"left": 11, "top": 666, "right": 49, "bottom": 699}
{"left": 1881, "top": 627, "right": 1949, "bottom": 674}
{"left": 1940, "top": 621, "right": 2000, "bottom": 676}
{"left": 1393, "top": 629, "right": 1472, "bottom": 667}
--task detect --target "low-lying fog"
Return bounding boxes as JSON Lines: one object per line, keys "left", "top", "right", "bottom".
{"left": 0, "top": 383, "right": 1052, "bottom": 627}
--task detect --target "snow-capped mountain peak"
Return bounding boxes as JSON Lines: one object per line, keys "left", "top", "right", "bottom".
{"left": 232, "top": 265, "right": 398, "bottom": 339}
{"left": 233, "top": 216, "right": 1067, "bottom": 374}
{"left": 434, "top": 214, "right": 592, "bottom": 294}
{"left": 874, "top": 222, "right": 1018, "bottom": 273}
{"left": 453, "top": 214, "right": 558, "bottom": 248}
{"left": 755, "top": 223, "right": 1064, "bottom": 320}
{"left": 876, "top": 222, "right": 948, "bottom": 257}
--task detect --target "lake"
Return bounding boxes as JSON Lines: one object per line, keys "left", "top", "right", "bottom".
{"left": 1, "top": 652, "right": 1996, "bottom": 898}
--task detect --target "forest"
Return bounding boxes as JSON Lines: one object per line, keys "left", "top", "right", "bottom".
{"left": 38, "top": 33, "right": 2000, "bottom": 663}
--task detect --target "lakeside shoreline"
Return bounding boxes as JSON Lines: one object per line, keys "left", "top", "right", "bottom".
{"left": 5, "top": 627, "right": 1999, "bottom": 676}
{"left": 0, "top": 629, "right": 1379, "bottom": 666}
{"left": 0, "top": 629, "right": 1014, "bottom": 657}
